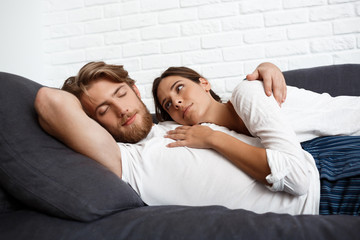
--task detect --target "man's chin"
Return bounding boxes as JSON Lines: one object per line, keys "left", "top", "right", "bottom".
{"left": 113, "top": 112, "right": 153, "bottom": 143}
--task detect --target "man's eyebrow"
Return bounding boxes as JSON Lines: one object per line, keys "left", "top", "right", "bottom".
{"left": 161, "top": 80, "right": 181, "bottom": 108}
{"left": 94, "top": 85, "right": 123, "bottom": 113}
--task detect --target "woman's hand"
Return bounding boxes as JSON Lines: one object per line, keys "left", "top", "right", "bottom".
{"left": 246, "top": 62, "right": 287, "bottom": 106}
{"left": 165, "top": 125, "right": 215, "bottom": 148}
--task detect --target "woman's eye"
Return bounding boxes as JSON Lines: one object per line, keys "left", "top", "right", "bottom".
{"left": 164, "top": 101, "right": 172, "bottom": 110}
{"left": 176, "top": 85, "right": 183, "bottom": 92}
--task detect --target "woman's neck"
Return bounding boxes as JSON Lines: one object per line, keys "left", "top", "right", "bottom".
{"left": 203, "top": 100, "right": 250, "bottom": 136}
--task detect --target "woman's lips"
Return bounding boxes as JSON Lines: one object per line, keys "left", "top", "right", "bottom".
{"left": 183, "top": 103, "right": 193, "bottom": 119}
{"left": 122, "top": 113, "right": 136, "bottom": 126}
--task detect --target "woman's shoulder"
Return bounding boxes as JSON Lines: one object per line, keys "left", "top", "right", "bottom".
{"left": 231, "top": 80, "right": 268, "bottom": 104}
{"left": 233, "top": 80, "right": 265, "bottom": 96}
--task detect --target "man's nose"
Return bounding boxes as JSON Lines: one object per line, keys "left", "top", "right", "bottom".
{"left": 113, "top": 102, "right": 128, "bottom": 117}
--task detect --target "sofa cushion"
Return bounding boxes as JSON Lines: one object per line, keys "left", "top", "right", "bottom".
{"left": 0, "top": 72, "right": 145, "bottom": 222}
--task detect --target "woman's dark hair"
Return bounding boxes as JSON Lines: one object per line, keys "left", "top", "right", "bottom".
{"left": 152, "top": 66, "right": 221, "bottom": 122}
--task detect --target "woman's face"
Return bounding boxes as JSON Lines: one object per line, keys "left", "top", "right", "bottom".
{"left": 156, "top": 75, "right": 213, "bottom": 125}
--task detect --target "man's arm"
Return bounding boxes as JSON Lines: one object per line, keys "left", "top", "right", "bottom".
{"left": 34, "top": 87, "right": 122, "bottom": 178}
{"left": 247, "top": 62, "right": 287, "bottom": 105}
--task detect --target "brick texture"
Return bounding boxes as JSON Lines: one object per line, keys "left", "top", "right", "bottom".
{"left": 42, "top": 0, "right": 360, "bottom": 112}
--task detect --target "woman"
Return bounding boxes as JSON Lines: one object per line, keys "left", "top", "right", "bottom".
{"left": 152, "top": 65, "right": 360, "bottom": 215}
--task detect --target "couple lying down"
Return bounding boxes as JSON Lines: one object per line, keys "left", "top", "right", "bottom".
{"left": 35, "top": 62, "right": 360, "bottom": 215}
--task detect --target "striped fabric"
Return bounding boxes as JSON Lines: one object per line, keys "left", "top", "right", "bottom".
{"left": 301, "top": 136, "right": 360, "bottom": 215}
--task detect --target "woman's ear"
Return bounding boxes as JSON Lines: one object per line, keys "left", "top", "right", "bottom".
{"left": 132, "top": 84, "right": 141, "bottom": 98}
{"left": 199, "top": 78, "right": 211, "bottom": 92}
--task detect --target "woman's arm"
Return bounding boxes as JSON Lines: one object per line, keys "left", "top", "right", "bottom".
{"left": 34, "top": 87, "right": 122, "bottom": 178}
{"left": 165, "top": 125, "right": 270, "bottom": 185}
{"left": 166, "top": 81, "right": 312, "bottom": 196}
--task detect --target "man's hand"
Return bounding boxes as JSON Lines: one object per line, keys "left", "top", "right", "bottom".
{"left": 246, "top": 62, "right": 287, "bottom": 106}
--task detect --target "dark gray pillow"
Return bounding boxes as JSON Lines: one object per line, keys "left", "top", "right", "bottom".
{"left": 0, "top": 72, "right": 145, "bottom": 222}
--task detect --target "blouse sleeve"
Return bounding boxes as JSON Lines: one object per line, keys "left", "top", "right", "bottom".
{"left": 230, "top": 80, "right": 312, "bottom": 196}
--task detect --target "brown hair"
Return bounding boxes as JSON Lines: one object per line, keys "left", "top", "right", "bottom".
{"left": 61, "top": 61, "right": 135, "bottom": 99}
{"left": 152, "top": 66, "right": 221, "bottom": 122}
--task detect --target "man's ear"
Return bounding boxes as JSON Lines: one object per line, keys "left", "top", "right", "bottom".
{"left": 199, "top": 77, "right": 211, "bottom": 92}
{"left": 132, "top": 84, "right": 141, "bottom": 98}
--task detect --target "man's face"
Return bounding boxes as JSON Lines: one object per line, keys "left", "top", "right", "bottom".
{"left": 80, "top": 78, "right": 153, "bottom": 143}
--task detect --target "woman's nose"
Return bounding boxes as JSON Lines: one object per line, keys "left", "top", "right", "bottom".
{"left": 174, "top": 99, "right": 182, "bottom": 109}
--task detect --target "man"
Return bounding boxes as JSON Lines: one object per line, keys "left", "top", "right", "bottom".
{"left": 35, "top": 62, "right": 311, "bottom": 215}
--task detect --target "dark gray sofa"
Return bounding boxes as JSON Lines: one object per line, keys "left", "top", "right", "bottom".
{"left": 0, "top": 64, "right": 359, "bottom": 240}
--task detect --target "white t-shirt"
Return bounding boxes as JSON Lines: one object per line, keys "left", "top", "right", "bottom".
{"left": 119, "top": 81, "right": 360, "bottom": 215}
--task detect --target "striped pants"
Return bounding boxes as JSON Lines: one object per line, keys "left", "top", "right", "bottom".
{"left": 302, "top": 136, "right": 360, "bottom": 215}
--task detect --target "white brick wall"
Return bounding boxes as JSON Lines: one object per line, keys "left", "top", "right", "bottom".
{"left": 42, "top": 0, "right": 360, "bottom": 112}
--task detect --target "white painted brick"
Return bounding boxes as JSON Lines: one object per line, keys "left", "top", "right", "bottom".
{"left": 333, "top": 51, "right": 360, "bottom": 64}
{"left": 85, "top": 0, "right": 119, "bottom": 7}
{"left": 43, "top": 12, "right": 67, "bottom": 26}
{"left": 158, "top": 8, "right": 198, "bottom": 24}
{"left": 266, "top": 41, "right": 308, "bottom": 57}
{"left": 69, "top": 35, "right": 103, "bottom": 49}
{"left": 329, "top": 0, "right": 358, "bottom": 3}
{"left": 208, "top": 78, "right": 226, "bottom": 95}
{"left": 244, "top": 59, "right": 289, "bottom": 75}
{"left": 240, "top": 0, "right": 282, "bottom": 13}
{"left": 198, "top": 3, "right": 238, "bottom": 19}
{"left": 201, "top": 62, "right": 244, "bottom": 78}
{"left": 44, "top": 39, "right": 69, "bottom": 53}
{"left": 123, "top": 42, "right": 160, "bottom": 57}
{"left": 104, "top": 2, "right": 139, "bottom": 18}
{"left": 142, "top": 54, "right": 181, "bottom": 70}
{"left": 222, "top": 14, "right": 264, "bottom": 31}
{"left": 357, "top": 35, "right": 360, "bottom": 48}
{"left": 141, "top": 25, "right": 180, "bottom": 40}
{"left": 131, "top": 69, "right": 163, "bottom": 84}
{"left": 181, "top": 20, "right": 221, "bottom": 36}
{"left": 287, "top": 22, "right": 332, "bottom": 39}
{"left": 105, "top": 31, "right": 139, "bottom": 45}
{"left": 202, "top": 32, "right": 243, "bottom": 48}
{"left": 225, "top": 76, "right": 245, "bottom": 92}
{"left": 264, "top": 9, "right": 308, "bottom": 26}
{"left": 333, "top": 18, "right": 360, "bottom": 34}
{"left": 284, "top": 0, "right": 326, "bottom": 9}
{"left": 44, "top": 65, "right": 70, "bottom": 83}
{"left": 356, "top": 2, "right": 360, "bottom": 15}
{"left": 68, "top": 7, "right": 102, "bottom": 23}
{"left": 288, "top": 55, "right": 333, "bottom": 69}
{"left": 310, "top": 4, "right": 355, "bottom": 21}
{"left": 142, "top": 98, "right": 155, "bottom": 113}
{"left": 51, "top": 50, "right": 86, "bottom": 64}
{"left": 140, "top": 0, "right": 179, "bottom": 12}
{"left": 47, "top": 0, "right": 84, "bottom": 11}
{"left": 310, "top": 36, "right": 355, "bottom": 53}
{"left": 107, "top": 58, "right": 141, "bottom": 72}
{"left": 121, "top": 13, "right": 157, "bottom": 29}
{"left": 223, "top": 45, "right": 265, "bottom": 61}
{"left": 144, "top": 84, "right": 155, "bottom": 98}
{"left": 244, "top": 28, "right": 286, "bottom": 43}
{"left": 50, "top": 24, "right": 84, "bottom": 38}
{"left": 85, "top": 19, "right": 119, "bottom": 33}
{"left": 85, "top": 46, "right": 122, "bottom": 60}
{"left": 182, "top": 50, "right": 223, "bottom": 65}
{"left": 180, "top": 0, "right": 220, "bottom": 7}
{"left": 162, "top": 38, "right": 201, "bottom": 53}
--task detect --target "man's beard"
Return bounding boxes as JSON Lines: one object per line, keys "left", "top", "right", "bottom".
{"left": 112, "top": 105, "right": 153, "bottom": 144}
